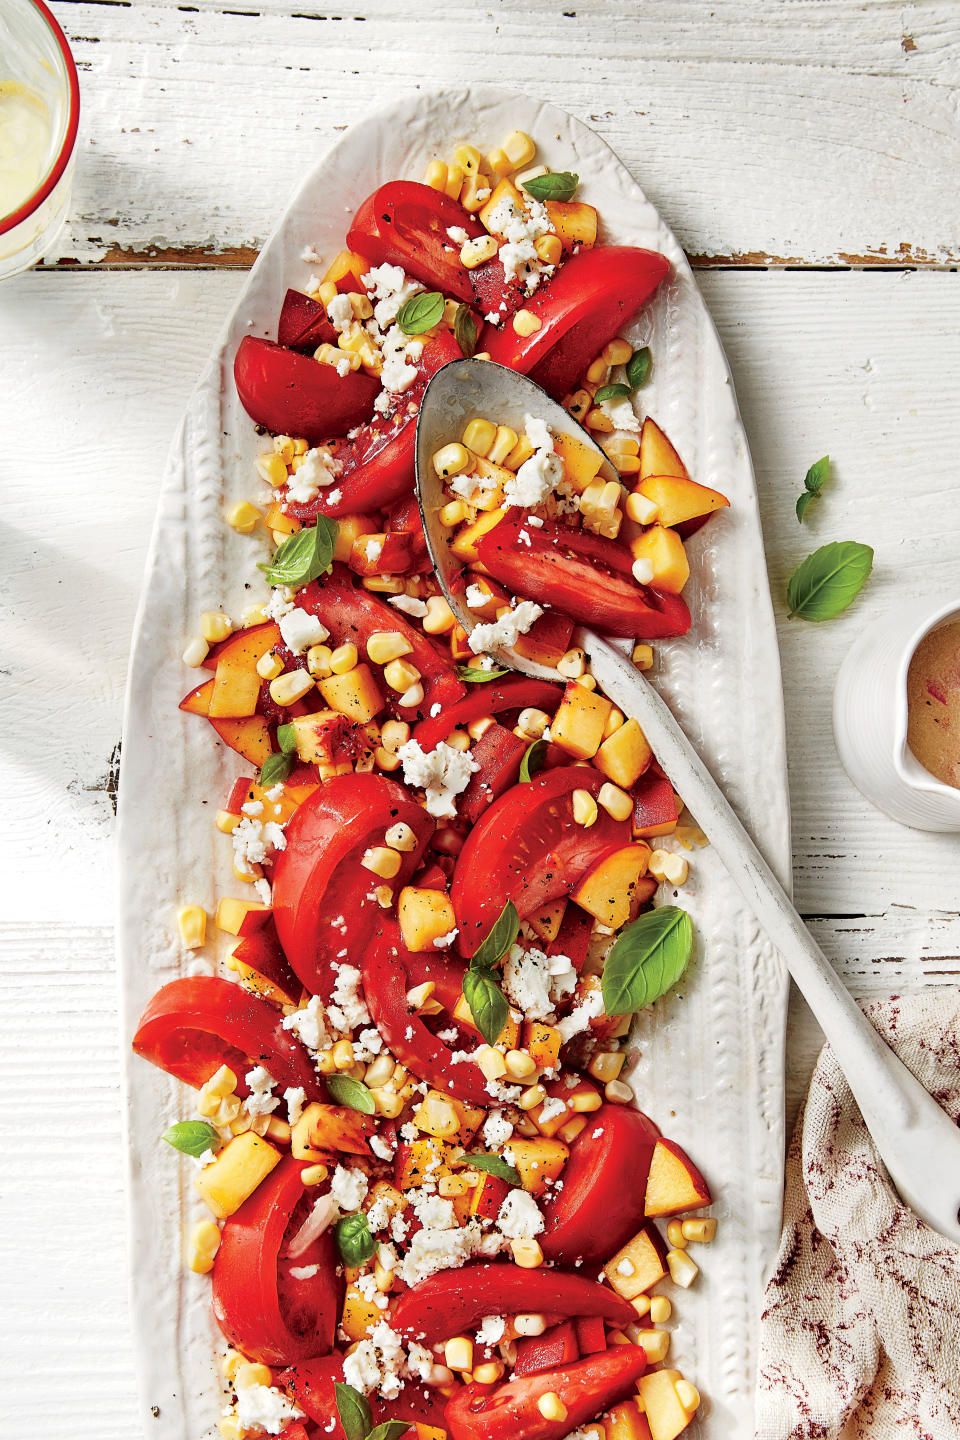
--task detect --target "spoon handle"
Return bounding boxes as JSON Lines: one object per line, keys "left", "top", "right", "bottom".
{"left": 584, "top": 630, "right": 960, "bottom": 1244}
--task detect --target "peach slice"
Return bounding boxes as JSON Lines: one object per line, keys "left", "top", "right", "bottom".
{"left": 637, "top": 1371, "right": 699, "bottom": 1440}
{"left": 644, "top": 1138, "right": 712, "bottom": 1217}
{"left": 637, "top": 473, "right": 729, "bottom": 530}
{"left": 639, "top": 418, "right": 688, "bottom": 482}
{"left": 604, "top": 1222, "right": 668, "bottom": 1299}
{"left": 571, "top": 843, "right": 652, "bottom": 929}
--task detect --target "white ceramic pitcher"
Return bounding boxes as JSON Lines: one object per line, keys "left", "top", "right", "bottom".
{"left": 834, "top": 598, "right": 960, "bottom": 831}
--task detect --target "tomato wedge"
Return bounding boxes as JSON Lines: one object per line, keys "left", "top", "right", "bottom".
{"left": 212, "top": 1156, "right": 342, "bottom": 1366}
{"left": 539, "top": 1104, "right": 661, "bottom": 1266}
{"left": 362, "top": 922, "right": 489, "bottom": 1106}
{"left": 346, "top": 181, "right": 485, "bottom": 302}
{"left": 451, "top": 767, "right": 629, "bottom": 957}
{"left": 445, "top": 1347, "right": 648, "bottom": 1440}
{"left": 286, "top": 332, "right": 463, "bottom": 519}
{"left": 234, "top": 336, "right": 380, "bottom": 444}
{"left": 479, "top": 247, "right": 670, "bottom": 385}
{"left": 271, "top": 774, "right": 434, "bottom": 999}
{"left": 276, "top": 289, "right": 337, "bottom": 352}
{"left": 132, "top": 976, "right": 325, "bottom": 1100}
{"left": 476, "top": 512, "right": 691, "bottom": 639}
{"left": 392, "top": 1262, "right": 637, "bottom": 1346}
{"left": 412, "top": 676, "right": 561, "bottom": 750}
{"left": 281, "top": 1353, "right": 450, "bottom": 1435}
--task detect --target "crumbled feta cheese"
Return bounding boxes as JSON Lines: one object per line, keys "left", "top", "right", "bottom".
{"left": 446, "top": 225, "right": 470, "bottom": 244}
{"left": 380, "top": 324, "right": 425, "bottom": 394}
{"left": 282, "top": 995, "right": 330, "bottom": 1054}
{"left": 547, "top": 950, "right": 578, "bottom": 1004}
{"left": 285, "top": 446, "right": 342, "bottom": 503}
{"left": 486, "top": 196, "right": 553, "bottom": 294}
{"left": 253, "top": 877, "right": 272, "bottom": 905}
{"left": 265, "top": 587, "right": 295, "bottom": 621}
{"left": 482, "top": 1110, "right": 514, "bottom": 1149}
{"left": 496, "top": 1188, "right": 545, "bottom": 1240}
{"left": 284, "top": 1087, "right": 306, "bottom": 1127}
{"left": 396, "top": 739, "right": 479, "bottom": 819}
{"left": 518, "top": 529, "right": 532, "bottom": 547}
{"left": 526, "top": 513, "right": 544, "bottom": 528}
{"left": 502, "top": 944, "right": 554, "bottom": 1020}
{"left": 235, "top": 1384, "right": 303, "bottom": 1435}
{"left": 289, "top": 1263, "right": 320, "bottom": 1280}
{"left": 326, "top": 292, "right": 355, "bottom": 332}
{"left": 503, "top": 417, "right": 563, "bottom": 508}
{"left": 363, "top": 264, "right": 425, "bottom": 329}
{"left": 242, "top": 799, "right": 264, "bottom": 817}
{"left": 600, "top": 393, "right": 641, "bottom": 433}
{"left": 476, "top": 1315, "right": 506, "bottom": 1346}
{"left": 336, "top": 357, "right": 352, "bottom": 378}
{"left": 342, "top": 1319, "right": 407, "bottom": 1399}
{"left": 330, "top": 963, "right": 371, "bottom": 1029}
{"left": 465, "top": 583, "right": 489, "bottom": 610}
{"left": 398, "top": 1215, "right": 490, "bottom": 1287}
{"left": 279, "top": 606, "right": 330, "bottom": 654}
{"left": 232, "top": 815, "right": 286, "bottom": 874}
{"left": 484, "top": 311, "right": 502, "bottom": 326}
{"left": 469, "top": 600, "right": 543, "bottom": 655}
{"left": 370, "top": 1133, "right": 395, "bottom": 1162}
{"left": 330, "top": 1164, "right": 369, "bottom": 1212}
{"left": 433, "top": 927, "right": 458, "bottom": 949}
{"left": 556, "top": 985, "right": 606, "bottom": 1044}
{"left": 244, "top": 1066, "right": 280, "bottom": 1117}
{"left": 389, "top": 593, "right": 429, "bottom": 618}
{"left": 538, "top": 1096, "right": 568, "bottom": 1124}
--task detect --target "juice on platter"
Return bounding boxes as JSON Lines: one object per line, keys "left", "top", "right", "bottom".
{"left": 907, "top": 620, "right": 960, "bottom": 789}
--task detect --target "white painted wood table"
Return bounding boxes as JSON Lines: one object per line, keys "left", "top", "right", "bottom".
{"left": 3, "top": 2, "right": 959, "bottom": 1433}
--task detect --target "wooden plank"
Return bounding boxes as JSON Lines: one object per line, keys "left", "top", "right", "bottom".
{"left": 47, "top": 0, "right": 960, "bottom": 267}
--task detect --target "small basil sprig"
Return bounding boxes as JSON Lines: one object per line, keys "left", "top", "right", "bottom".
{"left": 335, "top": 1383, "right": 406, "bottom": 1440}
{"left": 398, "top": 292, "right": 444, "bottom": 335}
{"left": 594, "top": 383, "right": 631, "bottom": 405}
{"left": 276, "top": 722, "right": 299, "bottom": 755}
{"left": 326, "top": 1073, "right": 376, "bottom": 1113}
{"left": 260, "top": 752, "right": 295, "bottom": 788}
{"left": 334, "top": 1211, "right": 376, "bottom": 1267}
{"left": 626, "top": 346, "right": 652, "bottom": 389}
{"left": 162, "top": 1120, "right": 221, "bottom": 1159}
{"left": 258, "top": 517, "right": 337, "bottom": 587}
{"left": 787, "top": 540, "right": 873, "bottom": 621}
{"left": 522, "top": 171, "right": 579, "bottom": 203}
{"left": 796, "top": 455, "right": 830, "bottom": 523}
{"left": 519, "top": 738, "right": 547, "bottom": 783}
{"left": 454, "top": 303, "right": 479, "bottom": 358}
{"left": 458, "top": 665, "right": 510, "bottom": 683}
{"left": 462, "top": 900, "right": 519, "bottom": 1046}
{"left": 459, "top": 1151, "right": 521, "bottom": 1186}
{"left": 601, "top": 905, "right": 694, "bottom": 1016}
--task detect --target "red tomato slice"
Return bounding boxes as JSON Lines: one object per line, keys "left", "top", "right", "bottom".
{"left": 412, "top": 676, "right": 561, "bottom": 750}
{"left": 539, "top": 1104, "right": 661, "bottom": 1266}
{"left": 234, "top": 336, "right": 380, "bottom": 445}
{"left": 444, "top": 1346, "right": 647, "bottom": 1440}
{"left": 458, "top": 722, "right": 528, "bottom": 826}
{"left": 276, "top": 289, "right": 337, "bottom": 352}
{"left": 271, "top": 774, "right": 434, "bottom": 999}
{"left": 346, "top": 181, "right": 486, "bottom": 302}
{"left": 514, "top": 1320, "right": 580, "bottom": 1377}
{"left": 479, "top": 247, "right": 670, "bottom": 379}
{"left": 385, "top": 492, "right": 432, "bottom": 572}
{"left": 132, "top": 976, "right": 325, "bottom": 1100}
{"left": 212, "top": 1157, "right": 342, "bottom": 1366}
{"left": 286, "top": 332, "right": 462, "bottom": 519}
{"left": 281, "top": 1353, "right": 450, "bottom": 1434}
{"left": 392, "top": 1262, "right": 637, "bottom": 1346}
{"left": 362, "top": 922, "right": 490, "bottom": 1106}
{"left": 451, "top": 767, "right": 629, "bottom": 958}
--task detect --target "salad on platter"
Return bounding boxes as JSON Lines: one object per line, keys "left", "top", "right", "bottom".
{"left": 132, "top": 121, "right": 731, "bottom": 1440}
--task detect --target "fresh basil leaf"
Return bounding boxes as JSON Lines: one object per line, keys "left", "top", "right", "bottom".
{"left": 454, "top": 303, "right": 478, "bottom": 358}
{"left": 457, "top": 665, "right": 510, "bottom": 682}
{"left": 334, "top": 1211, "right": 377, "bottom": 1268}
{"left": 161, "top": 1120, "right": 221, "bottom": 1159}
{"left": 335, "top": 1383, "right": 372, "bottom": 1440}
{"left": 276, "top": 722, "right": 298, "bottom": 755}
{"left": 519, "top": 738, "right": 547, "bottom": 783}
{"left": 367, "top": 1424, "right": 412, "bottom": 1440}
{"left": 260, "top": 752, "right": 294, "bottom": 788}
{"left": 795, "top": 491, "right": 816, "bottom": 523}
{"left": 459, "top": 1152, "right": 521, "bottom": 1186}
{"left": 521, "top": 170, "right": 579, "bottom": 203}
{"left": 463, "top": 967, "right": 509, "bottom": 1047}
{"left": 258, "top": 517, "right": 338, "bottom": 587}
{"left": 471, "top": 900, "right": 521, "bottom": 972}
{"left": 601, "top": 905, "right": 694, "bottom": 1016}
{"left": 787, "top": 540, "right": 874, "bottom": 622}
{"left": 626, "top": 346, "right": 652, "bottom": 389}
{"left": 796, "top": 455, "right": 830, "bottom": 523}
{"left": 325, "top": 1073, "right": 376, "bottom": 1113}
{"left": 398, "top": 291, "right": 445, "bottom": 335}
{"left": 594, "top": 383, "right": 631, "bottom": 404}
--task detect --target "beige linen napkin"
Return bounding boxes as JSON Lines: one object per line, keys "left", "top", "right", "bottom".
{"left": 755, "top": 991, "right": 960, "bottom": 1438}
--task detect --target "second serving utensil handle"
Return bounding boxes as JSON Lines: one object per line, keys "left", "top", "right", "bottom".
{"left": 583, "top": 631, "right": 960, "bottom": 1244}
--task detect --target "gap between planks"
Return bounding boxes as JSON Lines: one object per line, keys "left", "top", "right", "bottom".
{"left": 35, "top": 252, "right": 960, "bottom": 272}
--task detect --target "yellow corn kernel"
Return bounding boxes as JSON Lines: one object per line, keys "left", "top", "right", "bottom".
{"left": 347, "top": 291, "right": 373, "bottom": 320}
{"left": 675, "top": 1380, "right": 701, "bottom": 1414}
{"left": 585, "top": 407, "right": 615, "bottom": 433}
{"left": 535, "top": 233, "right": 563, "bottom": 266}
{"left": 297, "top": 1162, "right": 327, "bottom": 1187}
{"left": 681, "top": 1216, "right": 717, "bottom": 1243}
{"left": 370, "top": 1086, "right": 405, "bottom": 1119}
{"left": 461, "top": 235, "right": 499, "bottom": 269}
{"left": 177, "top": 905, "right": 207, "bottom": 950}
{"left": 204, "top": 1066, "right": 237, "bottom": 1098}
{"left": 407, "top": 981, "right": 442, "bottom": 1015}
{"left": 563, "top": 389, "right": 591, "bottom": 422}
{"left": 329, "top": 642, "right": 359, "bottom": 675}
{"left": 637, "top": 1329, "right": 670, "bottom": 1364}
{"left": 386, "top": 821, "right": 417, "bottom": 853}
{"left": 454, "top": 144, "right": 484, "bottom": 175}
{"left": 518, "top": 1083, "right": 547, "bottom": 1112}
{"left": 488, "top": 425, "right": 519, "bottom": 465}
{"left": 182, "top": 635, "right": 209, "bottom": 668}
{"left": 632, "top": 557, "right": 655, "bottom": 586}
{"left": 365, "top": 1055, "right": 396, "bottom": 1088}
{"left": 362, "top": 575, "right": 405, "bottom": 594}
{"left": 362, "top": 846, "right": 403, "bottom": 880}
{"left": 256, "top": 650, "right": 284, "bottom": 681}
{"left": 604, "top": 337, "right": 633, "bottom": 367}
{"left": 461, "top": 173, "right": 493, "bottom": 213}
{"left": 605, "top": 1079, "right": 633, "bottom": 1104}
{"left": 503, "top": 130, "right": 536, "bottom": 168}
{"left": 423, "top": 596, "right": 456, "bottom": 635}
{"left": 375, "top": 747, "right": 401, "bottom": 772}
{"left": 306, "top": 644, "right": 333, "bottom": 678}
{"left": 380, "top": 719, "right": 411, "bottom": 753}
{"left": 240, "top": 604, "right": 268, "bottom": 628}
{"left": 570, "top": 1088, "right": 603, "bottom": 1114}
{"left": 201, "top": 612, "right": 234, "bottom": 644}
{"left": 219, "top": 1411, "right": 246, "bottom": 1440}
{"left": 603, "top": 708, "right": 625, "bottom": 739}
{"left": 475, "top": 1045, "right": 507, "bottom": 1081}
{"left": 597, "top": 783, "right": 633, "bottom": 822}
{"left": 221, "top": 1350, "right": 245, "bottom": 1382}
{"left": 557, "top": 646, "right": 586, "bottom": 678}
{"left": 667, "top": 1248, "right": 699, "bottom": 1288}
{"left": 424, "top": 159, "right": 447, "bottom": 190}
{"left": 649, "top": 1296, "right": 672, "bottom": 1324}
{"left": 586, "top": 355, "right": 610, "bottom": 385}
{"left": 632, "top": 643, "right": 654, "bottom": 671}
{"left": 235, "top": 1361, "right": 272, "bottom": 1391}
{"left": 255, "top": 451, "right": 289, "bottom": 487}
{"left": 514, "top": 1313, "right": 547, "bottom": 1336}
{"left": 444, "top": 730, "right": 471, "bottom": 753}
{"left": 632, "top": 1295, "right": 652, "bottom": 1320}
{"left": 383, "top": 658, "right": 421, "bottom": 693}
{"left": 588, "top": 1050, "right": 625, "bottom": 1084}
{"left": 558, "top": 1115, "right": 588, "bottom": 1144}
{"left": 444, "top": 163, "right": 465, "bottom": 200}
{"left": 486, "top": 147, "right": 513, "bottom": 177}
{"left": 216, "top": 809, "right": 239, "bottom": 834}
{"left": 512, "top": 1238, "right": 544, "bottom": 1268}
{"left": 187, "top": 1219, "right": 221, "bottom": 1274}
{"left": 227, "top": 501, "right": 261, "bottom": 535}
{"left": 504, "top": 1049, "right": 537, "bottom": 1080}
{"left": 332, "top": 1038, "right": 356, "bottom": 1071}
{"left": 445, "top": 1336, "right": 474, "bottom": 1372}
{"left": 572, "top": 789, "right": 599, "bottom": 827}
{"left": 463, "top": 417, "right": 497, "bottom": 456}
{"left": 512, "top": 309, "right": 541, "bottom": 337}
{"left": 291, "top": 438, "right": 309, "bottom": 455}
{"left": 439, "top": 500, "right": 468, "bottom": 528}
{"left": 516, "top": 707, "right": 550, "bottom": 739}
{"left": 316, "top": 342, "right": 361, "bottom": 371}
{"left": 367, "top": 631, "right": 414, "bottom": 665}
{"left": 272, "top": 434, "right": 295, "bottom": 461}
{"left": 615, "top": 456, "right": 642, "bottom": 476}
{"left": 537, "top": 1393, "right": 567, "bottom": 1423}
{"left": 666, "top": 1220, "right": 687, "bottom": 1249}
{"left": 268, "top": 671, "right": 315, "bottom": 706}
{"left": 467, "top": 715, "right": 495, "bottom": 740}
{"left": 473, "top": 1360, "right": 504, "bottom": 1385}
{"left": 433, "top": 442, "right": 472, "bottom": 479}
{"left": 398, "top": 682, "right": 424, "bottom": 710}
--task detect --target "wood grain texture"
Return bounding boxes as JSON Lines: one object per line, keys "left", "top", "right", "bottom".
{"left": 48, "top": 0, "right": 960, "bottom": 267}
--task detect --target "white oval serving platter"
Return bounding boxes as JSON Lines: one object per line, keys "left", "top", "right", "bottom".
{"left": 117, "top": 83, "right": 790, "bottom": 1440}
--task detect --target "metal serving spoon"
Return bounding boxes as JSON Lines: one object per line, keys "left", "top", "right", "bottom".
{"left": 415, "top": 356, "right": 960, "bottom": 1245}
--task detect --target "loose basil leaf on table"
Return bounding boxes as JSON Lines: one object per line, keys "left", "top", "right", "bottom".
{"left": 593, "top": 383, "right": 631, "bottom": 404}
{"left": 258, "top": 517, "right": 338, "bottom": 587}
{"left": 795, "top": 454, "right": 831, "bottom": 523}
{"left": 601, "top": 905, "right": 694, "bottom": 1015}
{"left": 459, "top": 1151, "right": 521, "bottom": 1186}
{"left": 260, "top": 752, "right": 295, "bottom": 788}
{"left": 161, "top": 1120, "right": 221, "bottom": 1159}
{"left": 334, "top": 1211, "right": 377, "bottom": 1267}
{"left": 458, "top": 665, "right": 510, "bottom": 682}
{"left": 398, "top": 291, "right": 445, "bottom": 335}
{"left": 787, "top": 540, "right": 873, "bottom": 621}
{"left": 325, "top": 1073, "right": 376, "bottom": 1114}
{"left": 625, "top": 346, "right": 652, "bottom": 389}
{"left": 454, "top": 303, "right": 479, "bottom": 358}
{"left": 462, "top": 968, "right": 509, "bottom": 1049}
{"left": 521, "top": 170, "right": 579, "bottom": 203}
{"left": 519, "top": 738, "right": 548, "bottom": 783}
{"left": 335, "top": 1381, "right": 373, "bottom": 1440}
